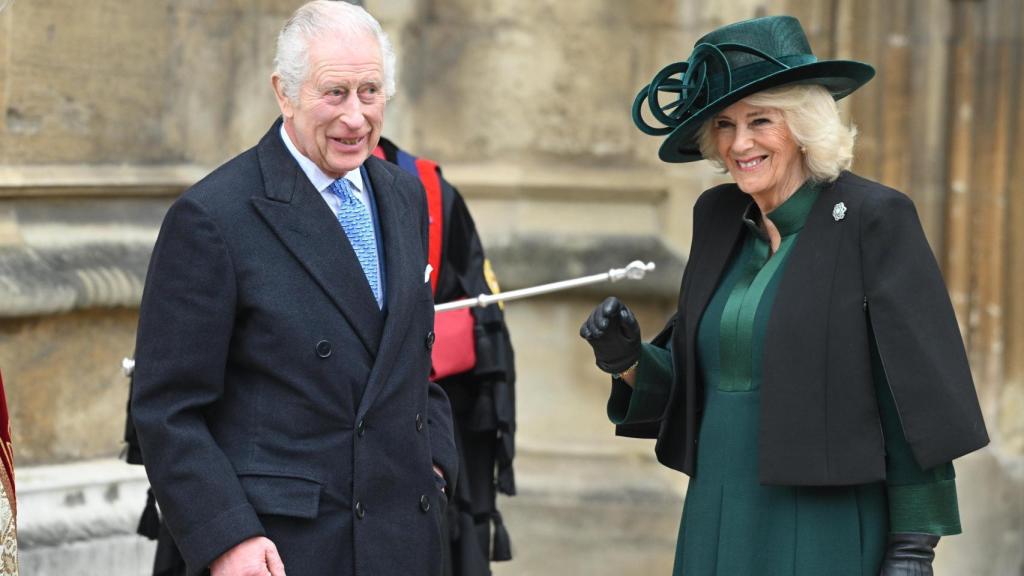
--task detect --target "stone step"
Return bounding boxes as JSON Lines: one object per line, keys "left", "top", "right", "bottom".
{"left": 17, "top": 451, "right": 1021, "bottom": 575}
{"left": 15, "top": 451, "right": 686, "bottom": 576}
{"left": 490, "top": 448, "right": 685, "bottom": 576}
{"left": 17, "top": 459, "right": 154, "bottom": 576}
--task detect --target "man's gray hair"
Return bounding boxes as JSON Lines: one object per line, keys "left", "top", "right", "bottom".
{"left": 274, "top": 0, "right": 396, "bottom": 102}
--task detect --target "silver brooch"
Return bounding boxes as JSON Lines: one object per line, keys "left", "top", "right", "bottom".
{"left": 832, "top": 202, "right": 847, "bottom": 222}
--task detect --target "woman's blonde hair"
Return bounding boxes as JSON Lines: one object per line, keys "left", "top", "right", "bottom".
{"left": 697, "top": 84, "right": 857, "bottom": 183}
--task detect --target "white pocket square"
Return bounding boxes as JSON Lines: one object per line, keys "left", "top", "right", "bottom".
{"left": 424, "top": 264, "right": 433, "bottom": 283}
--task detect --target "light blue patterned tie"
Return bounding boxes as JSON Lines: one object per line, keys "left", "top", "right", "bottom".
{"left": 330, "top": 178, "right": 381, "bottom": 307}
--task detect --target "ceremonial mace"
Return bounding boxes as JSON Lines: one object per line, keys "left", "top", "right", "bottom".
{"left": 434, "top": 260, "right": 656, "bottom": 312}
{"left": 122, "top": 260, "right": 656, "bottom": 376}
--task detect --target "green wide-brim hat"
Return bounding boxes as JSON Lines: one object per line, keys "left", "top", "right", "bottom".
{"left": 633, "top": 15, "right": 875, "bottom": 163}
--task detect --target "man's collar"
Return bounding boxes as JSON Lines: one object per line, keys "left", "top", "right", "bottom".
{"left": 279, "top": 123, "right": 364, "bottom": 193}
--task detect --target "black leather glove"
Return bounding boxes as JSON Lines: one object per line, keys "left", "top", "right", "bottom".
{"left": 879, "top": 533, "right": 939, "bottom": 576}
{"left": 579, "top": 296, "right": 641, "bottom": 374}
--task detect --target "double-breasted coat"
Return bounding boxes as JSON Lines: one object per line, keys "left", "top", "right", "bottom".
{"left": 132, "top": 120, "right": 458, "bottom": 576}
{"left": 613, "top": 171, "right": 988, "bottom": 485}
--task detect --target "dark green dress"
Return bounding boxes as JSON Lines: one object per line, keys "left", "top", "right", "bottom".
{"left": 610, "top": 182, "right": 961, "bottom": 576}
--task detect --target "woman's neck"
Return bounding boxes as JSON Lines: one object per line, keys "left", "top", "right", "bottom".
{"left": 751, "top": 172, "right": 807, "bottom": 216}
{"left": 751, "top": 172, "right": 809, "bottom": 255}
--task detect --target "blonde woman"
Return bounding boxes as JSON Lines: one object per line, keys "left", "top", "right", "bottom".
{"left": 581, "top": 16, "right": 988, "bottom": 576}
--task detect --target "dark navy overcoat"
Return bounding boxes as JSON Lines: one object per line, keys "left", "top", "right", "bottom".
{"left": 132, "top": 120, "right": 458, "bottom": 576}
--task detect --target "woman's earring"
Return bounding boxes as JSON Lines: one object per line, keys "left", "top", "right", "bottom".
{"left": 800, "top": 146, "right": 807, "bottom": 154}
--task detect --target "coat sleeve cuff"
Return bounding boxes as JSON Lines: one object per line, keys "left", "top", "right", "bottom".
{"left": 176, "top": 502, "right": 265, "bottom": 574}
{"left": 607, "top": 344, "right": 672, "bottom": 426}
{"left": 887, "top": 478, "right": 962, "bottom": 536}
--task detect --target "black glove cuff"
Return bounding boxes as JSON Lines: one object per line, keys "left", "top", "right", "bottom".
{"left": 879, "top": 533, "right": 939, "bottom": 576}
{"left": 596, "top": 347, "right": 641, "bottom": 374}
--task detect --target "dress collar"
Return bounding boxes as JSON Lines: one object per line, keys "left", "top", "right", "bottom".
{"left": 742, "top": 180, "right": 821, "bottom": 241}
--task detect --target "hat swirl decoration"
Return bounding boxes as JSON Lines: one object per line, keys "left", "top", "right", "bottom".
{"left": 632, "top": 42, "right": 790, "bottom": 136}
{"left": 631, "top": 16, "right": 875, "bottom": 163}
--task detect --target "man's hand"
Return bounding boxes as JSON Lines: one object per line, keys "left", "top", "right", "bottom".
{"left": 210, "top": 536, "right": 286, "bottom": 576}
{"left": 579, "top": 296, "right": 642, "bottom": 374}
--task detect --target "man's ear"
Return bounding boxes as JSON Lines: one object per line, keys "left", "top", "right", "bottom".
{"left": 271, "top": 74, "right": 294, "bottom": 119}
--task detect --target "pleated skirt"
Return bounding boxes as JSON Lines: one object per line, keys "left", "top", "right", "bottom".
{"left": 673, "top": 387, "right": 888, "bottom": 576}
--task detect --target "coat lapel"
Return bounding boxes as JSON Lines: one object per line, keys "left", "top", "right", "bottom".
{"left": 357, "top": 156, "right": 421, "bottom": 418}
{"left": 683, "top": 188, "right": 748, "bottom": 348}
{"left": 250, "top": 121, "right": 383, "bottom": 357}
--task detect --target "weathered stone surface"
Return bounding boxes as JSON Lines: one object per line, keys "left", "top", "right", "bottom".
{"left": 0, "top": 207, "right": 19, "bottom": 247}
{"left": 405, "top": 21, "right": 636, "bottom": 163}
{"left": 0, "top": 165, "right": 205, "bottom": 197}
{"left": 504, "top": 297, "right": 676, "bottom": 456}
{"left": 441, "top": 159, "right": 718, "bottom": 261}
{"left": 416, "top": 0, "right": 682, "bottom": 27}
{"left": 997, "top": 378, "right": 1024, "bottom": 456}
{"left": 17, "top": 459, "right": 149, "bottom": 547}
{"left": 2, "top": 309, "right": 137, "bottom": 464}
{"left": 2, "top": 0, "right": 177, "bottom": 164}
{"left": 0, "top": 5, "right": 10, "bottom": 134}
{"left": 163, "top": 2, "right": 283, "bottom": 165}
{"left": 492, "top": 449, "right": 683, "bottom": 576}
{"left": 0, "top": 196, "right": 168, "bottom": 317}
{"left": 933, "top": 450, "right": 1024, "bottom": 575}
{"left": 0, "top": 244, "right": 151, "bottom": 317}
{"left": 19, "top": 536, "right": 155, "bottom": 576}
{"left": 17, "top": 459, "right": 156, "bottom": 575}
{"left": 487, "top": 234, "right": 684, "bottom": 298}
{"left": 0, "top": 0, "right": 298, "bottom": 166}
{"left": 0, "top": 1, "right": 1020, "bottom": 574}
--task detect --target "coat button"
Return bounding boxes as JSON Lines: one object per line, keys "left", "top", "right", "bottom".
{"left": 315, "top": 340, "right": 332, "bottom": 358}
{"left": 415, "top": 413, "right": 424, "bottom": 432}
{"left": 357, "top": 419, "right": 366, "bottom": 437}
{"left": 355, "top": 501, "right": 365, "bottom": 519}
{"left": 419, "top": 494, "right": 431, "bottom": 513}
{"left": 425, "top": 330, "right": 435, "bottom": 350}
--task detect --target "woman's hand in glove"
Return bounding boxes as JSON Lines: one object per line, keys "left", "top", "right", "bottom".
{"left": 879, "top": 533, "right": 939, "bottom": 576}
{"left": 579, "top": 296, "right": 641, "bottom": 376}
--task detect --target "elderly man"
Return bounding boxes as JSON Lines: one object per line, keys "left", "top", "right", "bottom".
{"left": 131, "top": 2, "right": 457, "bottom": 575}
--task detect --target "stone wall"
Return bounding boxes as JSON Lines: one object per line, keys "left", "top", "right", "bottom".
{"left": 1, "top": 0, "right": 1021, "bottom": 574}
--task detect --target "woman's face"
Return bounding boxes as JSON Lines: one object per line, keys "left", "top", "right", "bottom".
{"left": 712, "top": 99, "right": 806, "bottom": 207}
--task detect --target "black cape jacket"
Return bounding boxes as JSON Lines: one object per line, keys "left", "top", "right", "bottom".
{"left": 617, "top": 171, "right": 988, "bottom": 486}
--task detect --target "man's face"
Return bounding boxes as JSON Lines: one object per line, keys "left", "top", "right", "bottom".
{"left": 274, "top": 32, "right": 385, "bottom": 178}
